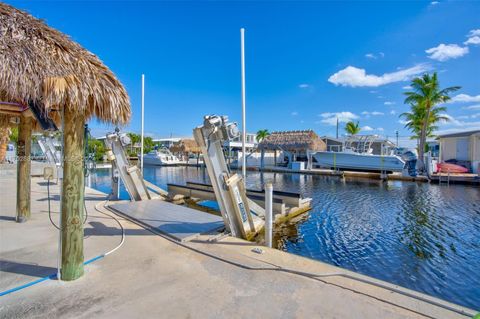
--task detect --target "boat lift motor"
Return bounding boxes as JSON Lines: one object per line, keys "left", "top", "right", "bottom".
{"left": 193, "top": 115, "right": 264, "bottom": 239}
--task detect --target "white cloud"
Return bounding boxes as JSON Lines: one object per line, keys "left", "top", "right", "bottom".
{"left": 317, "top": 111, "right": 359, "bottom": 126}
{"left": 462, "top": 104, "right": 480, "bottom": 110}
{"left": 439, "top": 113, "right": 480, "bottom": 127}
{"left": 464, "top": 36, "right": 480, "bottom": 46}
{"left": 457, "top": 113, "right": 480, "bottom": 120}
{"left": 361, "top": 126, "right": 374, "bottom": 131}
{"left": 402, "top": 85, "right": 412, "bottom": 90}
{"left": 377, "top": 127, "right": 385, "bottom": 131}
{"left": 291, "top": 111, "right": 298, "bottom": 116}
{"left": 369, "top": 90, "right": 378, "bottom": 94}
{"left": 328, "top": 64, "right": 429, "bottom": 87}
{"left": 398, "top": 119, "right": 408, "bottom": 125}
{"left": 298, "top": 84, "right": 310, "bottom": 89}
{"left": 450, "top": 94, "right": 480, "bottom": 103}
{"left": 425, "top": 44, "right": 469, "bottom": 61}
{"left": 468, "top": 29, "right": 480, "bottom": 37}
{"left": 362, "top": 111, "right": 384, "bottom": 117}
{"left": 390, "top": 110, "right": 396, "bottom": 115}
{"left": 384, "top": 101, "right": 395, "bottom": 105}
{"left": 430, "top": 1, "right": 439, "bottom": 5}
{"left": 365, "top": 52, "right": 384, "bottom": 59}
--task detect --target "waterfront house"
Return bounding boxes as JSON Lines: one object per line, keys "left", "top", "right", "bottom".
{"left": 321, "top": 136, "right": 343, "bottom": 152}
{"left": 437, "top": 130, "right": 480, "bottom": 173}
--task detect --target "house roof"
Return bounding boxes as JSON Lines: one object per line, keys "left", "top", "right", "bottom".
{"left": 437, "top": 130, "right": 480, "bottom": 139}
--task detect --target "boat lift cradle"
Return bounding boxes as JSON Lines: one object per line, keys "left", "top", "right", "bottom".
{"left": 104, "top": 129, "right": 168, "bottom": 201}
{"left": 194, "top": 115, "right": 265, "bottom": 239}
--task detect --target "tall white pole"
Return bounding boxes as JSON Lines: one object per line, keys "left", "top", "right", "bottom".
{"left": 141, "top": 74, "right": 145, "bottom": 174}
{"left": 240, "top": 28, "right": 247, "bottom": 179}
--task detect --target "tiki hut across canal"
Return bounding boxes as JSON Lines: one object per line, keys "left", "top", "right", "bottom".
{"left": 258, "top": 130, "right": 326, "bottom": 169}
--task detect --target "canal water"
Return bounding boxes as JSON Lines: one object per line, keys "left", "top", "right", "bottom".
{"left": 90, "top": 166, "right": 480, "bottom": 309}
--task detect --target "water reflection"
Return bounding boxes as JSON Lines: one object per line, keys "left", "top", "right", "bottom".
{"left": 91, "top": 167, "right": 480, "bottom": 309}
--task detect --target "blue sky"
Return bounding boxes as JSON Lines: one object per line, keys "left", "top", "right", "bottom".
{"left": 8, "top": 1, "right": 480, "bottom": 146}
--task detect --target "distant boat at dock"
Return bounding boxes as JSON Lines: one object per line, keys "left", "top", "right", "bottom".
{"left": 312, "top": 135, "right": 406, "bottom": 172}
{"left": 142, "top": 149, "right": 182, "bottom": 166}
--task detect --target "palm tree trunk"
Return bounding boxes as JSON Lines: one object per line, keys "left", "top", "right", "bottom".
{"left": 418, "top": 105, "right": 431, "bottom": 174}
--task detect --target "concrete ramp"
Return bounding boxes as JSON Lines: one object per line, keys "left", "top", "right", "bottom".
{"left": 108, "top": 200, "right": 224, "bottom": 242}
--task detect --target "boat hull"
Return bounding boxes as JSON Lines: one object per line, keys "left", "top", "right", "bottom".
{"left": 313, "top": 152, "right": 405, "bottom": 172}
{"left": 142, "top": 155, "right": 182, "bottom": 166}
{"left": 437, "top": 163, "right": 469, "bottom": 173}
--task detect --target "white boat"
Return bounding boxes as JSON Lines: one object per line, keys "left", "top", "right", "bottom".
{"left": 142, "top": 149, "right": 182, "bottom": 166}
{"left": 313, "top": 135, "right": 406, "bottom": 172}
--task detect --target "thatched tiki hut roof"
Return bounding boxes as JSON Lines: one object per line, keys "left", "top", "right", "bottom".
{"left": 0, "top": 3, "right": 131, "bottom": 281}
{"left": 0, "top": 3, "right": 131, "bottom": 125}
{"left": 170, "top": 139, "right": 201, "bottom": 154}
{"left": 258, "top": 130, "right": 326, "bottom": 152}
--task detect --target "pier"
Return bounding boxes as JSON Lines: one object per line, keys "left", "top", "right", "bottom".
{"left": 0, "top": 173, "right": 476, "bottom": 318}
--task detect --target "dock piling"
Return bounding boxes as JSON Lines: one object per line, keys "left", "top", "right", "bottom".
{"left": 16, "top": 114, "right": 32, "bottom": 223}
{"left": 60, "top": 109, "right": 85, "bottom": 281}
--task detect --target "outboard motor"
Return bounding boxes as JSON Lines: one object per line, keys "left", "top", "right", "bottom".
{"left": 401, "top": 151, "right": 417, "bottom": 177}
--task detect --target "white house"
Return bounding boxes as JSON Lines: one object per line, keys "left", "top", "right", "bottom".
{"left": 437, "top": 130, "right": 480, "bottom": 173}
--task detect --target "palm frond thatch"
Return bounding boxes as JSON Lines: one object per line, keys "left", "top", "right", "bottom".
{"left": 258, "top": 130, "right": 326, "bottom": 152}
{"left": 170, "top": 139, "right": 201, "bottom": 154}
{"left": 0, "top": 3, "right": 131, "bottom": 125}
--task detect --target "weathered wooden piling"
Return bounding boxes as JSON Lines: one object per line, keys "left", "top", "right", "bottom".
{"left": 60, "top": 109, "right": 85, "bottom": 281}
{"left": 16, "top": 114, "right": 32, "bottom": 223}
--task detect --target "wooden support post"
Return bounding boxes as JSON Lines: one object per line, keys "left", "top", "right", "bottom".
{"left": 61, "top": 109, "right": 85, "bottom": 281}
{"left": 16, "top": 115, "right": 32, "bottom": 222}
{"left": 274, "top": 150, "right": 277, "bottom": 167}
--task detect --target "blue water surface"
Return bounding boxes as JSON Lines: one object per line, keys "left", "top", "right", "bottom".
{"left": 90, "top": 166, "right": 480, "bottom": 310}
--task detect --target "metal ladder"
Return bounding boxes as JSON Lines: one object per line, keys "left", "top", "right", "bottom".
{"left": 104, "top": 130, "right": 168, "bottom": 201}
{"left": 438, "top": 171, "right": 450, "bottom": 185}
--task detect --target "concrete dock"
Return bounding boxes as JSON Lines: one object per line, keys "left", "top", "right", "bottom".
{"left": 0, "top": 173, "right": 477, "bottom": 318}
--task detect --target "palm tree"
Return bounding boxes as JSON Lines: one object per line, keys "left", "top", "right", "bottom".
{"left": 345, "top": 121, "right": 361, "bottom": 135}
{"left": 256, "top": 129, "right": 270, "bottom": 143}
{"left": 400, "top": 103, "right": 449, "bottom": 143}
{"left": 403, "top": 72, "right": 460, "bottom": 172}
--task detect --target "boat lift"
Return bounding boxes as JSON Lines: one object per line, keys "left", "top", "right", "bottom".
{"left": 104, "top": 129, "right": 168, "bottom": 201}
{"left": 104, "top": 118, "right": 266, "bottom": 240}
{"left": 193, "top": 115, "right": 264, "bottom": 239}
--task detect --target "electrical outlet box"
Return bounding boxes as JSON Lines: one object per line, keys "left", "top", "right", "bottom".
{"left": 43, "top": 167, "right": 54, "bottom": 180}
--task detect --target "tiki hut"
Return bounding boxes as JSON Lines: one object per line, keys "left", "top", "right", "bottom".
{"left": 170, "top": 139, "right": 201, "bottom": 163}
{"left": 0, "top": 3, "right": 131, "bottom": 280}
{"left": 170, "top": 139, "right": 200, "bottom": 154}
{"left": 258, "top": 130, "right": 326, "bottom": 168}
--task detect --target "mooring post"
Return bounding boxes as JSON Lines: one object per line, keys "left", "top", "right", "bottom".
{"left": 60, "top": 108, "right": 85, "bottom": 281}
{"left": 265, "top": 183, "right": 273, "bottom": 248}
{"left": 16, "top": 114, "right": 32, "bottom": 222}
